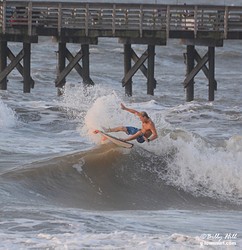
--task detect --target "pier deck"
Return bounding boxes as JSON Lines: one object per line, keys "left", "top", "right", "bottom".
{"left": 1, "top": 1, "right": 242, "bottom": 100}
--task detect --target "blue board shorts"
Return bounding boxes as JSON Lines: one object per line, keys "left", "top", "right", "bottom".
{"left": 126, "top": 126, "right": 145, "bottom": 143}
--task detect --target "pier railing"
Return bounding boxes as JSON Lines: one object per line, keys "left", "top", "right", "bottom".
{"left": 1, "top": 1, "right": 242, "bottom": 39}
{"left": 0, "top": 1, "right": 242, "bottom": 39}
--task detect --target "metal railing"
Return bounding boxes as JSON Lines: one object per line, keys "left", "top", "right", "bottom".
{"left": 1, "top": 1, "right": 242, "bottom": 39}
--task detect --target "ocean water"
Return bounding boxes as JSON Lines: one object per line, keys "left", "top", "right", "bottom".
{"left": 0, "top": 32, "right": 242, "bottom": 249}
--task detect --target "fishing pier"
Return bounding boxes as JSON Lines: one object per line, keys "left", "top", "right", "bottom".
{"left": 1, "top": 1, "right": 242, "bottom": 101}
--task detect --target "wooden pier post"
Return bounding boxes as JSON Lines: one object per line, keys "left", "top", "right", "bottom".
{"left": 147, "top": 45, "right": 155, "bottom": 95}
{"left": 208, "top": 46, "right": 215, "bottom": 101}
{"left": 23, "top": 42, "right": 31, "bottom": 93}
{"left": 186, "top": 45, "right": 195, "bottom": 101}
{"left": 0, "top": 41, "right": 7, "bottom": 90}
{"left": 55, "top": 41, "right": 94, "bottom": 92}
{"left": 124, "top": 44, "right": 132, "bottom": 96}
{"left": 57, "top": 42, "right": 66, "bottom": 95}
{"left": 81, "top": 44, "right": 91, "bottom": 86}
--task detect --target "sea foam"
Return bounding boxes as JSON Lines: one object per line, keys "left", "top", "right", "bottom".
{"left": 159, "top": 129, "right": 242, "bottom": 204}
{"left": 0, "top": 99, "right": 17, "bottom": 128}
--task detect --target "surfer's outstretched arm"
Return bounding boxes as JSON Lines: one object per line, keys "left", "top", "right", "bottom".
{"left": 121, "top": 103, "right": 141, "bottom": 117}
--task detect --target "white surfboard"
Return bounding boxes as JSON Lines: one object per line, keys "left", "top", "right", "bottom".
{"left": 99, "top": 131, "right": 134, "bottom": 149}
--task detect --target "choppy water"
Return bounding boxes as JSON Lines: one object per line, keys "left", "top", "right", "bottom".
{"left": 0, "top": 34, "right": 242, "bottom": 249}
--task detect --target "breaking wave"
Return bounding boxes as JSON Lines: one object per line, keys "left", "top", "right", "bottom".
{"left": 1, "top": 136, "right": 241, "bottom": 210}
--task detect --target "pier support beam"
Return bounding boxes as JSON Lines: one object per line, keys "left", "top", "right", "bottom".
{"left": 81, "top": 44, "right": 92, "bottom": 86}
{"left": 23, "top": 42, "right": 31, "bottom": 93}
{"left": 124, "top": 44, "right": 132, "bottom": 96}
{"left": 0, "top": 41, "right": 35, "bottom": 92}
{"left": 0, "top": 41, "right": 7, "bottom": 90}
{"left": 208, "top": 46, "right": 215, "bottom": 101}
{"left": 119, "top": 37, "right": 165, "bottom": 96}
{"left": 121, "top": 42, "right": 158, "bottom": 96}
{"left": 57, "top": 42, "right": 66, "bottom": 95}
{"left": 186, "top": 45, "right": 195, "bottom": 102}
{"left": 184, "top": 46, "right": 217, "bottom": 101}
{"left": 55, "top": 42, "right": 94, "bottom": 93}
{"left": 182, "top": 38, "right": 221, "bottom": 101}
{"left": 147, "top": 45, "right": 155, "bottom": 95}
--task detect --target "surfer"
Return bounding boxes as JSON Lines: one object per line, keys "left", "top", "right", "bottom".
{"left": 103, "top": 103, "right": 158, "bottom": 143}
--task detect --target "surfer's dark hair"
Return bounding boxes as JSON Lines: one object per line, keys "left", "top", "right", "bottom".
{"left": 141, "top": 111, "right": 149, "bottom": 119}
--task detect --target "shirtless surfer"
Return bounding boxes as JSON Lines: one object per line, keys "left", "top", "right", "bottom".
{"left": 94, "top": 103, "right": 158, "bottom": 143}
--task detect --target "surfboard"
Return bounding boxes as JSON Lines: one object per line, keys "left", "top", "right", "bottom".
{"left": 98, "top": 131, "right": 134, "bottom": 149}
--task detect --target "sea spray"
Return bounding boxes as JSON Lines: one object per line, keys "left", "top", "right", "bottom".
{"left": 83, "top": 93, "right": 129, "bottom": 143}
{"left": 61, "top": 83, "right": 116, "bottom": 118}
{"left": 161, "top": 129, "right": 242, "bottom": 204}
{"left": 0, "top": 99, "right": 17, "bottom": 128}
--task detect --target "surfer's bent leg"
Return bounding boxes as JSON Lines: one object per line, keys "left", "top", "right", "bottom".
{"left": 104, "top": 126, "right": 128, "bottom": 133}
{"left": 124, "top": 130, "right": 145, "bottom": 143}
{"left": 126, "top": 126, "right": 139, "bottom": 135}
{"left": 125, "top": 127, "right": 145, "bottom": 143}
